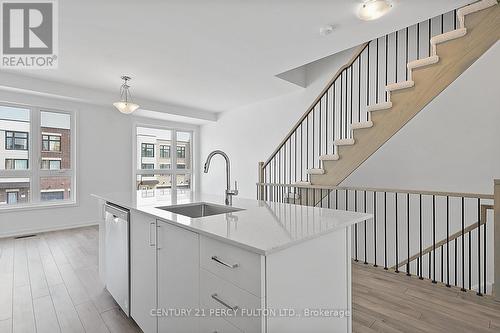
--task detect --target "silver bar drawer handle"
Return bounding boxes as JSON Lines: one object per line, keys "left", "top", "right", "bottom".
{"left": 211, "top": 256, "right": 239, "bottom": 269}
{"left": 211, "top": 293, "right": 239, "bottom": 311}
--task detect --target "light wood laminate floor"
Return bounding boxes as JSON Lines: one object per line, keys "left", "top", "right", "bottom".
{"left": 1, "top": 226, "right": 499, "bottom": 333}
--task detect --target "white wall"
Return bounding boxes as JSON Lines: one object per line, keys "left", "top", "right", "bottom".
{"left": 342, "top": 41, "right": 500, "bottom": 194}
{"left": 200, "top": 47, "right": 356, "bottom": 199}
{"left": 0, "top": 90, "right": 199, "bottom": 237}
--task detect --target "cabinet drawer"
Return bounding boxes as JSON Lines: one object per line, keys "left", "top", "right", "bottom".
{"left": 200, "top": 236, "right": 263, "bottom": 297}
{"left": 200, "top": 268, "right": 263, "bottom": 333}
{"left": 200, "top": 316, "right": 243, "bottom": 333}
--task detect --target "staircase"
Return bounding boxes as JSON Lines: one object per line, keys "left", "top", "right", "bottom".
{"left": 256, "top": 0, "right": 500, "bottom": 300}
{"left": 260, "top": 0, "right": 499, "bottom": 188}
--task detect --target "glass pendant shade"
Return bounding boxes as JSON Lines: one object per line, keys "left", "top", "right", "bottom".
{"left": 113, "top": 75, "right": 139, "bottom": 114}
{"left": 113, "top": 101, "right": 140, "bottom": 114}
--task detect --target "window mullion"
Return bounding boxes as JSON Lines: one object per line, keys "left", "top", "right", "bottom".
{"left": 172, "top": 129, "right": 177, "bottom": 192}
{"left": 31, "top": 107, "right": 41, "bottom": 203}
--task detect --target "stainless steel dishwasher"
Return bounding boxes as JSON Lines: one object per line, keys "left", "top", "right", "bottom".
{"left": 104, "top": 203, "right": 130, "bottom": 316}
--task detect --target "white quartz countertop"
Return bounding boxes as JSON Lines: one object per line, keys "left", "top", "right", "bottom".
{"left": 92, "top": 191, "right": 372, "bottom": 255}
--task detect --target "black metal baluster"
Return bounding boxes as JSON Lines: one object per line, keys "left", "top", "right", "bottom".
{"left": 469, "top": 229, "right": 472, "bottom": 290}
{"left": 345, "top": 69, "right": 348, "bottom": 138}
{"left": 367, "top": 43, "right": 370, "bottom": 117}
{"left": 441, "top": 14, "right": 444, "bottom": 34}
{"left": 407, "top": 193, "right": 410, "bottom": 276}
{"left": 319, "top": 99, "right": 322, "bottom": 158}
{"left": 355, "top": 190, "right": 358, "bottom": 262}
{"left": 428, "top": 19, "right": 431, "bottom": 57}
{"left": 374, "top": 191, "right": 377, "bottom": 267}
{"left": 358, "top": 57, "right": 361, "bottom": 122}
{"left": 428, "top": 252, "right": 431, "bottom": 279}
{"left": 333, "top": 82, "right": 336, "bottom": 155}
{"left": 419, "top": 194, "right": 423, "bottom": 280}
{"left": 395, "top": 192, "right": 399, "bottom": 273}
{"left": 395, "top": 31, "right": 398, "bottom": 82}
{"left": 446, "top": 196, "right": 451, "bottom": 287}
{"left": 346, "top": 189, "right": 349, "bottom": 211}
{"left": 484, "top": 203, "right": 487, "bottom": 295}
{"left": 455, "top": 238, "right": 457, "bottom": 287}
{"left": 340, "top": 71, "right": 343, "bottom": 139}
{"left": 477, "top": 198, "right": 482, "bottom": 296}
{"left": 376, "top": 38, "right": 379, "bottom": 103}
{"left": 364, "top": 190, "right": 368, "bottom": 264}
{"left": 461, "top": 197, "right": 466, "bottom": 291}
{"left": 289, "top": 140, "right": 292, "bottom": 184}
{"left": 441, "top": 245, "right": 444, "bottom": 283}
{"left": 405, "top": 27, "right": 409, "bottom": 81}
{"left": 306, "top": 115, "right": 309, "bottom": 176}
{"left": 384, "top": 192, "right": 388, "bottom": 270}
{"left": 300, "top": 123, "right": 303, "bottom": 181}
{"left": 350, "top": 66, "right": 353, "bottom": 131}
{"left": 385, "top": 34, "right": 388, "bottom": 101}
{"left": 432, "top": 195, "right": 436, "bottom": 283}
{"left": 294, "top": 131, "right": 297, "bottom": 183}
{"left": 325, "top": 89, "right": 328, "bottom": 156}
{"left": 454, "top": 9, "right": 457, "bottom": 29}
{"left": 417, "top": 22, "right": 420, "bottom": 59}
{"left": 312, "top": 106, "right": 315, "bottom": 169}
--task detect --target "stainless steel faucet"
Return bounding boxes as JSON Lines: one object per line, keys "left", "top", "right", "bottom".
{"left": 204, "top": 150, "right": 238, "bottom": 205}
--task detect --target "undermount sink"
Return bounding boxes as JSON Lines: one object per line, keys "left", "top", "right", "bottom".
{"left": 156, "top": 202, "right": 244, "bottom": 218}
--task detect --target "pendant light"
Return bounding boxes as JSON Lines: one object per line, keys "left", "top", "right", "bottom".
{"left": 113, "top": 75, "right": 140, "bottom": 114}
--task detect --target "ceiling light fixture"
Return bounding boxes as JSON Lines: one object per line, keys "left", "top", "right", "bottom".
{"left": 113, "top": 75, "right": 139, "bottom": 114}
{"left": 358, "top": 0, "right": 393, "bottom": 21}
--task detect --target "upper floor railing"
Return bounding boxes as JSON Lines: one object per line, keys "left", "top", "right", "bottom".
{"left": 257, "top": 181, "right": 497, "bottom": 297}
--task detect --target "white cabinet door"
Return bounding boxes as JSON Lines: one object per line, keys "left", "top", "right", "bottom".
{"left": 130, "top": 211, "right": 157, "bottom": 333}
{"left": 157, "top": 221, "right": 200, "bottom": 333}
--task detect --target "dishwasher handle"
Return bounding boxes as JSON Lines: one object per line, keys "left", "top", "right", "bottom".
{"left": 105, "top": 203, "right": 129, "bottom": 221}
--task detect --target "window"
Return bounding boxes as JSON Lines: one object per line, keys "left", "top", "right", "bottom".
{"left": 176, "top": 146, "right": 186, "bottom": 158}
{"left": 5, "top": 131, "right": 28, "bottom": 150}
{"left": 5, "top": 159, "right": 28, "bottom": 170}
{"left": 41, "top": 159, "right": 61, "bottom": 170}
{"left": 141, "top": 143, "right": 155, "bottom": 157}
{"left": 0, "top": 105, "right": 75, "bottom": 208}
{"left": 159, "top": 145, "right": 170, "bottom": 158}
{"left": 135, "top": 127, "right": 193, "bottom": 200}
{"left": 42, "top": 134, "right": 61, "bottom": 152}
{"left": 6, "top": 191, "right": 18, "bottom": 204}
{"left": 41, "top": 190, "right": 65, "bottom": 201}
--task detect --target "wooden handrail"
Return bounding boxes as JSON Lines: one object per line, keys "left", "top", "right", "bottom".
{"left": 256, "top": 182, "right": 494, "bottom": 200}
{"left": 262, "top": 42, "right": 370, "bottom": 169}
{"left": 392, "top": 204, "right": 494, "bottom": 269}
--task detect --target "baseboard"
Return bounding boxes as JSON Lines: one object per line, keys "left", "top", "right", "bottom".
{"left": 0, "top": 220, "right": 100, "bottom": 239}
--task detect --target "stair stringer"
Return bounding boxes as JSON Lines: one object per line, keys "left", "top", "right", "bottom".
{"left": 311, "top": 4, "right": 500, "bottom": 186}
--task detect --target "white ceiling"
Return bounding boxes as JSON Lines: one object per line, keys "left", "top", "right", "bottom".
{"left": 1, "top": 0, "right": 473, "bottom": 115}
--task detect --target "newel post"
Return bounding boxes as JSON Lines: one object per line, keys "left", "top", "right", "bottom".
{"left": 258, "top": 162, "right": 265, "bottom": 200}
{"left": 494, "top": 179, "right": 500, "bottom": 301}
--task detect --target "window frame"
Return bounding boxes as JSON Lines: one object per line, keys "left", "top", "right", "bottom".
{"left": 133, "top": 123, "right": 195, "bottom": 196}
{"left": 0, "top": 102, "right": 77, "bottom": 211}
{"left": 5, "top": 158, "right": 29, "bottom": 170}
{"left": 159, "top": 144, "right": 170, "bottom": 158}
{"left": 42, "top": 133, "right": 61, "bottom": 152}
{"left": 141, "top": 143, "right": 155, "bottom": 158}
{"left": 5, "top": 130, "right": 29, "bottom": 150}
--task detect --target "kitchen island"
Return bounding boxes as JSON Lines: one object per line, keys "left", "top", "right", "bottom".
{"left": 93, "top": 191, "right": 371, "bottom": 333}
